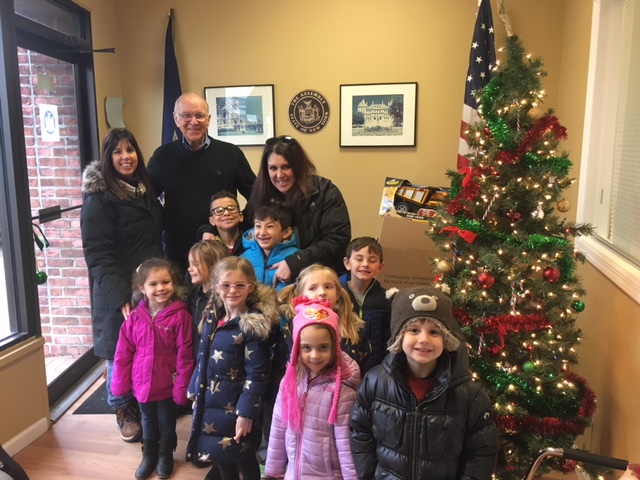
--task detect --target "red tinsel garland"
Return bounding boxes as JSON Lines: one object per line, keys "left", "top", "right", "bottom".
{"left": 496, "top": 115, "right": 568, "bottom": 166}
{"left": 455, "top": 310, "right": 552, "bottom": 355}
{"left": 494, "top": 371, "right": 596, "bottom": 435}
{"left": 454, "top": 308, "right": 552, "bottom": 334}
{"left": 449, "top": 115, "right": 568, "bottom": 214}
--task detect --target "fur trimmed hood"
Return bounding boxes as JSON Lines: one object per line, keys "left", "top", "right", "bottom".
{"left": 237, "top": 284, "right": 280, "bottom": 340}
{"left": 81, "top": 160, "right": 106, "bottom": 195}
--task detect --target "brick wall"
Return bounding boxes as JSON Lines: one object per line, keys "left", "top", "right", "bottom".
{"left": 20, "top": 47, "right": 93, "bottom": 359}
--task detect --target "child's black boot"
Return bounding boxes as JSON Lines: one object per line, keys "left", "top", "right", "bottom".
{"left": 135, "top": 438, "right": 159, "bottom": 480}
{"left": 157, "top": 435, "right": 177, "bottom": 479}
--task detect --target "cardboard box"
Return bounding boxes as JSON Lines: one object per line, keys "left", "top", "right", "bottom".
{"left": 377, "top": 214, "right": 441, "bottom": 289}
{"left": 379, "top": 177, "right": 449, "bottom": 221}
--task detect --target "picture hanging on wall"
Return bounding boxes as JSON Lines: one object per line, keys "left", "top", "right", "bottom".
{"left": 204, "top": 84, "right": 275, "bottom": 146}
{"left": 340, "top": 82, "right": 417, "bottom": 147}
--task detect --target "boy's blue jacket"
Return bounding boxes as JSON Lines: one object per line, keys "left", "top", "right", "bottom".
{"left": 240, "top": 228, "right": 300, "bottom": 291}
{"left": 339, "top": 273, "right": 391, "bottom": 374}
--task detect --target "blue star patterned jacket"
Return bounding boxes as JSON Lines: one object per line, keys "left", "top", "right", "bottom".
{"left": 186, "top": 284, "right": 279, "bottom": 466}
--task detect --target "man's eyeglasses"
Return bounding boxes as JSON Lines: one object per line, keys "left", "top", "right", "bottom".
{"left": 265, "top": 135, "right": 298, "bottom": 146}
{"left": 211, "top": 205, "right": 240, "bottom": 216}
{"left": 217, "top": 282, "right": 249, "bottom": 292}
{"left": 175, "top": 112, "right": 208, "bottom": 122}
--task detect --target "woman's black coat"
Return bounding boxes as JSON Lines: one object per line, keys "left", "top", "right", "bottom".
{"left": 80, "top": 161, "right": 163, "bottom": 359}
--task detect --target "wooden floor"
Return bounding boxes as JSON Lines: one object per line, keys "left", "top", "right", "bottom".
{"left": 13, "top": 380, "right": 211, "bottom": 480}
{"left": 12, "top": 380, "right": 585, "bottom": 480}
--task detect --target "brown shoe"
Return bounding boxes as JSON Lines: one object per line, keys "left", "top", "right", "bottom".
{"left": 115, "top": 405, "right": 142, "bottom": 442}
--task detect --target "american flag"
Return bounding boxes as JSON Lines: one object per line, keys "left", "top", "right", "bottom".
{"left": 457, "top": 0, "right": 497, "bottom": 169}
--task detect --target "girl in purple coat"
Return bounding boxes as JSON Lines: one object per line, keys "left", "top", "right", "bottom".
{"left": 112, "top": 257, "right": 194, "bottom": 480}
{"left": 265, "top": 297, "right": 361, "bottom": 480}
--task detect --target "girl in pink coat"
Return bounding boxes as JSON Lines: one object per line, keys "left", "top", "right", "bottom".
{"left": 112, "top": 257, "right": 194, "bottom": 480}
{"left": 265, "top": 297, "right": 361, "bottom": 480}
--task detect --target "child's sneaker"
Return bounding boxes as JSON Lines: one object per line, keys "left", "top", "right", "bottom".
{"left": 115, "top": 405, "right": 142, "bottom": 442}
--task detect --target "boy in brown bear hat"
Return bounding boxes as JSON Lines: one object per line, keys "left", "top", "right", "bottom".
{"left": 349, "top": 285, "right": 500, "bottom": 480}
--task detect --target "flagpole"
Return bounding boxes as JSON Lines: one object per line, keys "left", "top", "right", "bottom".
{"left": 162, "top": 8, "right": 182, "bottom": 144}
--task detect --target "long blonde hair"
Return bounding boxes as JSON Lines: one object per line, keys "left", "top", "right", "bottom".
{"left": 189, "top": 240, "right": 228, "bottom": 333}
{"left": 278, "top": 264, "right": 364, "bottom": 344}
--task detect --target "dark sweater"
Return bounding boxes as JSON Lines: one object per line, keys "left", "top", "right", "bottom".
{"left": 147, "top": 137, "right": 255, "bottom": 266}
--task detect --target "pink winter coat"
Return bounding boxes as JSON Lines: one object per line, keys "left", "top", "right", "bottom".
{"left": 112, "top": 299, "right": 194, "bottom": 405}
{"left": 265, "top": 351, "right": 361, "bottom": 480}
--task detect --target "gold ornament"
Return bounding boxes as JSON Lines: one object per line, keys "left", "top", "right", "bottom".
{"left": 528, "top": 107, "right": 544, "bottom": 121}
{"left": 556, "top": 199, "right": 571, "bottom": 213}
{"left": 436, "top": 260, "right": 454, "bottom": 275}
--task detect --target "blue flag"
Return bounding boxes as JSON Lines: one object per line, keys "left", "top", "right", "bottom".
{"left": 162, "top": 11, "right": 182, "bottom": 145}
{"left": 457, "top": 0, "right": 497, "bottom": 169}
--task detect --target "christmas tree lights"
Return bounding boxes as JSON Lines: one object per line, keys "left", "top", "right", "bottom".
{"left": 429, "top": 36, "right": 599, "bottom": 479}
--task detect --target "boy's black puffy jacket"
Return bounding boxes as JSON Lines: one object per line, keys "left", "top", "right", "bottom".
{"left": 350, "top": 350, "right": 500, "bottom": 480}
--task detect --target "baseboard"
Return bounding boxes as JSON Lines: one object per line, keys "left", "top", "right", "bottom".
{"left": 2, "top": 417, "right": 49, "bottom": 456}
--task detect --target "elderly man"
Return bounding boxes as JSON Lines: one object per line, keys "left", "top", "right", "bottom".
{"left": 148, "top": 92, "right": 255, "bottom": 270}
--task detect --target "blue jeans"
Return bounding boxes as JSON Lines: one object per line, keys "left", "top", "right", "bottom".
{"left": 105, "top": 360, "right": 136, "bottom": 408}
{"left": 139, "top": 398, "right": 177, "bottom": 440}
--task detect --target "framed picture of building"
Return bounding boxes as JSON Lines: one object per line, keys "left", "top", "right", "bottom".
{"left": 340, "top": 82, "right": 417, "bottom": 147}
{"left": 204, "top": 84, "right": 275, "bottom": 146}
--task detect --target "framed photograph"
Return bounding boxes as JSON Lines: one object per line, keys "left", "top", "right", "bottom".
{"left": 340, "top": 82, "right": 417, "bottom": 147}
{"left": 204, "top": 84, "right": 275, "bottom": 146}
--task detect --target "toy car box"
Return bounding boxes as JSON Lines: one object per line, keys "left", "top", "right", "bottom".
{"left": 379, "top": 177, "right": 449, "bottom": 221}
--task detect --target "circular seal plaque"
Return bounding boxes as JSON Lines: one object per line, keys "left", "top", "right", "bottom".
{"left": 288, "top": 90, "right": 330, "bottom": 134}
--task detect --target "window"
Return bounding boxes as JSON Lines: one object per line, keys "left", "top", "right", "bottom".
{"left": 1, "top": 0, "right": 100, "bottom": 405}
{"left": 577, "top": 0, "right": 640, "bottom": 304}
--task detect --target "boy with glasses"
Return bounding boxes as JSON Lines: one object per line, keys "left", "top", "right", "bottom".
{"left": 198, "top": 191, "right": 246, "bottom": 256}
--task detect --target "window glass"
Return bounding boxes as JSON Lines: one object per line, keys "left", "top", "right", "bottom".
{"left": 14, "top": 0, "right": 83, "bottom": 39}
{"left": 0, "top": 227, "right": 11, "bottom": 339}
{"left": 576, "top": 0, "right": 640, "bottom": 304}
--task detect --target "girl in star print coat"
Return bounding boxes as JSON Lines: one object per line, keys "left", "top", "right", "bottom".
{"left": 186, "top": 256, "right": 279, "bottom": 480}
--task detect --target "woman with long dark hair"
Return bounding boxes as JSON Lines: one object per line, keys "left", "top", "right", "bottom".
{"left": 246, "top": 135, "right": 351, "bottom": 283}
{"left": 80, "top": 128, "right": 163, "bottom": 443}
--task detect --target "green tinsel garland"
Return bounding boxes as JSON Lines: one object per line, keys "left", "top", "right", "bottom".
{"left": 482, "top": 79, "right": 516, "bottom": 149}
{"left": 524, "top": 152, "right": 573, "bottom": 175}
{"left": 470, "top": 356, "right": 582, "bottom": 416}
{"left": 449, "top": 220, "right": 576, "bottom": 276}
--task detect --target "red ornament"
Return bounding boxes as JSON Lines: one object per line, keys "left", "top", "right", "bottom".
{"left": 543, "top": 266, "right": 561, "bottom": 282}
{"left": 484, "top": 127, "right": 493, "bottom": 138}
{"left": 434, "top": 274, "right": 443, "bottom": 282}
{"left": 477, "top": 272, "right": 495, "bottom": 289}
{"left": 561, "top": 459, "right": 578, "bottom": 473}
{"left": 506, "top": 210, "right": 522, "bottom": 222}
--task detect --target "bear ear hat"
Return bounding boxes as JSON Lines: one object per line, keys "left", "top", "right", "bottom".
{"left": 386, "top": 287, "right": 399, "bottom": 300}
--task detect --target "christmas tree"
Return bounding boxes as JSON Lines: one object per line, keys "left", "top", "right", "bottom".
{"left": 429, "top": 35, "right": 598, "bottom": 480}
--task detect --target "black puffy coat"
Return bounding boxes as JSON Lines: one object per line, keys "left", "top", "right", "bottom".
{"left": 80, "top": 161, "right": 163, "bottom": 359}
{"left": 284, "top": 175, "right": 351, "bottom": 277}
{"left": 350, "top": 350, "right": 500, "bottom": 480}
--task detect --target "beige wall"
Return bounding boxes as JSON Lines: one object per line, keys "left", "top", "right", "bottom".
{"left": 4, "top": 0, "right": 639, "bottom": 464}
{"left": 83, "top": 0, "right": 571, "bottom": 239}
{"left": 0, "top": 338, "right": 49, "bottom": 447}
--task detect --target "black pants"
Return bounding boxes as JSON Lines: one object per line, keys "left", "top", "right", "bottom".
{"left": 138, "top": 398, "right": 176, "bottom": 440}
{"left": 217, "top": 457, "right": 260, "bottom": 480}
